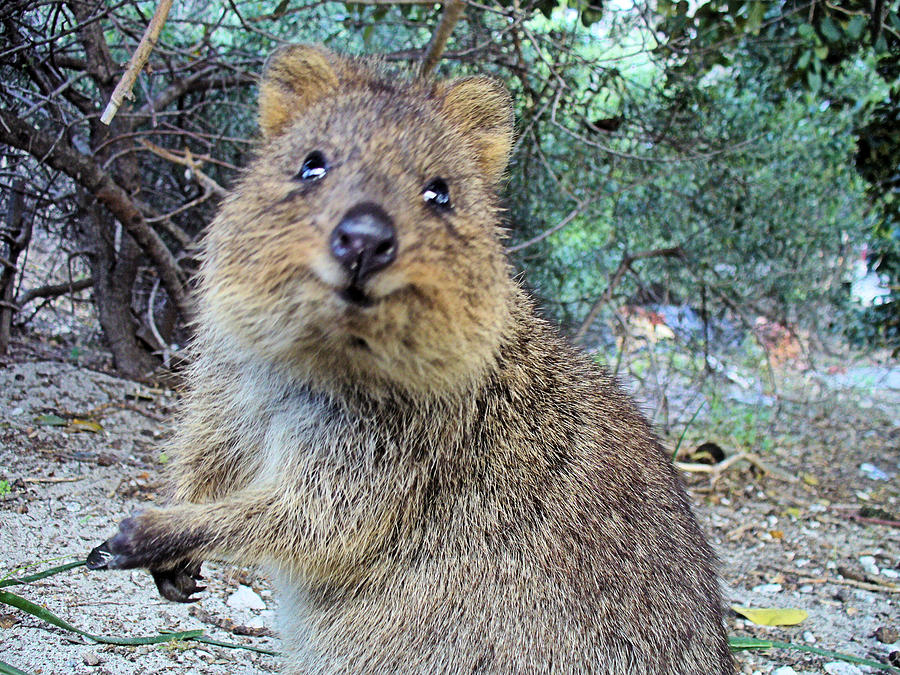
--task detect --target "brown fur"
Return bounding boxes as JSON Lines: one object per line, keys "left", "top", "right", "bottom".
{"left": 89, "top": 46, "right": 734, "bottom": 673}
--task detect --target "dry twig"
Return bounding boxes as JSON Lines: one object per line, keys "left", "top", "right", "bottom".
{"left": 573, "top": 246, "right": 685, "bottom": 344}
{"left": 100, "top": 0, "right": 173, "bottom": 125}
{"left": 138, "top": 139, "right": 226, "bottom": 199}
{"left": 676, "top": 451, "right": 799, "bottom": 487}
{"left": 420, "top": 0, "right": 466, "bottom": 78}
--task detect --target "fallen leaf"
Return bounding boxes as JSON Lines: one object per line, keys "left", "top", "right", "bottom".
{"left": 69, "top": 419, "right": 103, "bottom": 433}
{"left": 36, "top": 414, "right": 67, "bottom": 426}
{"left": 0, "top": 612, "right": 19, "bottom": 628}
{"left": 801, "top": 474, "right": 819, "bottom": 486}
{"left": 732, "top": 606, "right": 809, "bottom": 626}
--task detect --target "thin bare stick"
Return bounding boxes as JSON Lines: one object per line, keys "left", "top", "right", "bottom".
{"left": 799, "top": 575, "right": 900, "bottom": 595}
{"left": 505, "top": 202, "right": 589, "bottom": 254}
{"left": 18, "top": 277, "right": 93, "bottom": 307}
{"left": 573, "top": 247, "right": 684, "bottom": 344}
{"left": 138, "top": 139, "right": 227, "bottom": 199}
{"left": 420, "top": 0, "right": 466, "bottom": 78}
{"left": 676, "top": 451, "right": 799, "bottom": 486}
{"left": 1, "top": 179, "right": 29, "bottom": 354}
{"left": 507, "top": 173, "right": 656, "bottom": 255}
{"left": 24, "top": 476, "right": 85, "bottom": 484}
{"left": 146, "top": 277, "right": 173, "bottom": 368}
{"left": 100, "top": 0, "right": 173, "bottom": 125}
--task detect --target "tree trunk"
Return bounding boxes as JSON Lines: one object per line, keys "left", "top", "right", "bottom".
{"left": 0, "top": 179, "right": 29, "bottom": 355}
{"left": 69, "top": 0, "right": 163, "bottom": 378}
{"left": 79, "top": 198, "right": 158, "bottom": 378}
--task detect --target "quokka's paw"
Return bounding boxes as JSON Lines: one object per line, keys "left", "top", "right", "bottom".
{"left": 151, "top": 561, "right": 206, "bottom": 603}
{"left": 86, "top": 512, "right": 162, "bottom": 571}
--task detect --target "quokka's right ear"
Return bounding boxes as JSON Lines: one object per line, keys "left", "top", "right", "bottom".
{"left": 258, "top": 44, "right": 339, "bottom": 138}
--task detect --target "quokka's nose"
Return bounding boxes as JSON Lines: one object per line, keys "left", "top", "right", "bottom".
{"left": 329, "top": 203, "right": 397, "bottom": 281}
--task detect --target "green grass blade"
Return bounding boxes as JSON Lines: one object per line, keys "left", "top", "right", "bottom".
{"left": 729, "top": 636, "right": 773, "bottom": 650}
{"left": 1, "top": 560, "right": 276, "bottom": 658}
{"left": 0, "top": 561, "right": 85, "bottom": 588}
{"left": 729, "top": 636, "right": 900, "bottom": 673}
{"left": 672, "top": 400, "right": 705, "bottom": 461}
{"left": 0, "top": 589, "right": 202, "bottom": 645}
{"left": 192, "top": 635, "right": 281, "bottom": 656}
{"left": 0, "top": 660, "right": 32, "bottom": 675}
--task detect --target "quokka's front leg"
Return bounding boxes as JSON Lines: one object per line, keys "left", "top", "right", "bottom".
{"left": 86, "top": 488, "right": 282, "bottom": 601}
{"left": 87, "top": 483, "right": 404, "bottom": 595}
{"left": 87, "top": 488, "right": 280, "bottom": 568}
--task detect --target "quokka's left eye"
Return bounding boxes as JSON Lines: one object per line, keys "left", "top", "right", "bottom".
{"left": 422, "top": 178, "right": 451, "bottom": 210}
{"left": 296, "top": 151, "right": 328, "bottom": 182}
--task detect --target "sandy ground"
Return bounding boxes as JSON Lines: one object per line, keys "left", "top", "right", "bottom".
{"left": 0, "top": 353, "right": 897, "bottom": 674}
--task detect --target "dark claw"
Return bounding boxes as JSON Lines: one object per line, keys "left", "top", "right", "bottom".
{"left": 151, "top": 561, "right": 206, "bottom": 603}
{"left": 86, "top": 541, "right": 114, "bottom": 570}
{"left": 86, "top": 515, "right": 155, "bottom": 570}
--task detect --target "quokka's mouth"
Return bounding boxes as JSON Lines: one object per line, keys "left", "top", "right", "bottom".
{"left": 338, "top": 284, "right": 374, "bottom": 307}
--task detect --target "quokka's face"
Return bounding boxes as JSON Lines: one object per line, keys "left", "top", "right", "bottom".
{"left": 201, "top": 48, "right": 515, "bottom": 393}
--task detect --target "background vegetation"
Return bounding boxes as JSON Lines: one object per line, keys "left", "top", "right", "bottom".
{"left": 1, "top": 0, "right": 898, "bottom": 378}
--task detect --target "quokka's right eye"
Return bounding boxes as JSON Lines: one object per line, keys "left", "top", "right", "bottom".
{"left": 422, "top": 178, "right": 451, "bottom": 210}
{"left": 295, "top": 151, "right": 328, "bottom": 182}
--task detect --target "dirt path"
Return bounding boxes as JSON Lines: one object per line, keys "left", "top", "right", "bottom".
{"left": 0, "top": 357, "right": 897, "bottom": 674}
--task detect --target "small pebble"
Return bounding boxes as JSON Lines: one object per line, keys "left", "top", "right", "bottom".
{"left": 82, "top": 651, "right": 101, "bottom": 666}
{"left": 859, "top": 555, "right": 880, "bottom": 576}
{"left": 875, "top": 626, "right": 899, "bottom": 644}
{"left": 859, "top": 462, "right": 891, "bottom": 481}
{"left": 773, "top": 667, "right": 799, "bottom": 675}
{"left": 751, "top": 583, "right": 782, "bottom": 594}
{"left": 824, "top": 662, "right": 863, "bottom": 675}
{"left": 882, "top": 568, "right": 899, "bottom": 579}
{"left": 803, "top": 631, "right": 816, "bottom": 644}
{"left": 226, "top": 584, "right": 266, "bottom": 611}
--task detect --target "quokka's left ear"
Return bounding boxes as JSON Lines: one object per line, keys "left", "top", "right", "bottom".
{"left": 436, "top": 77, "right": 515, "bottom": 183}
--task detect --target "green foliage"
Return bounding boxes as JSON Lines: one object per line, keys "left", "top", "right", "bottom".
{"left": 505, "top": 5, "right": 870, "bottom": 338}
{"left": 650, "top": 1, "right": 900, "bottom": 346}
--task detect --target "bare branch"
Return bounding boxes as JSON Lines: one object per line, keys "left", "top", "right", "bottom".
{"left": 18, "top": 277, "right": 94, "bottom": 307}
{"left": 0, "top": 178, "right": 28, "bottom": 354}
{"left": 507, "top": 173, "right": 657, "bottom": 254}
{"left": 136, "top": 68, "right": 256, "bottom": 119}
{"left": 505, "top": 203, "right": 590, "bottom": 254}
{"left": 0, "top": 109, "right": 193, "bottom": 320}
{"left": 420, "top": 0, "right": 466, "bottom": 78}
{"left": 138, "top": 139, "right": 227, "bottom": 199}
{"left": 100, "top": 0, "right": 173, "bottom": 125}
{"left": 573, "top": 247, "right": 685, "bottom": 345}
